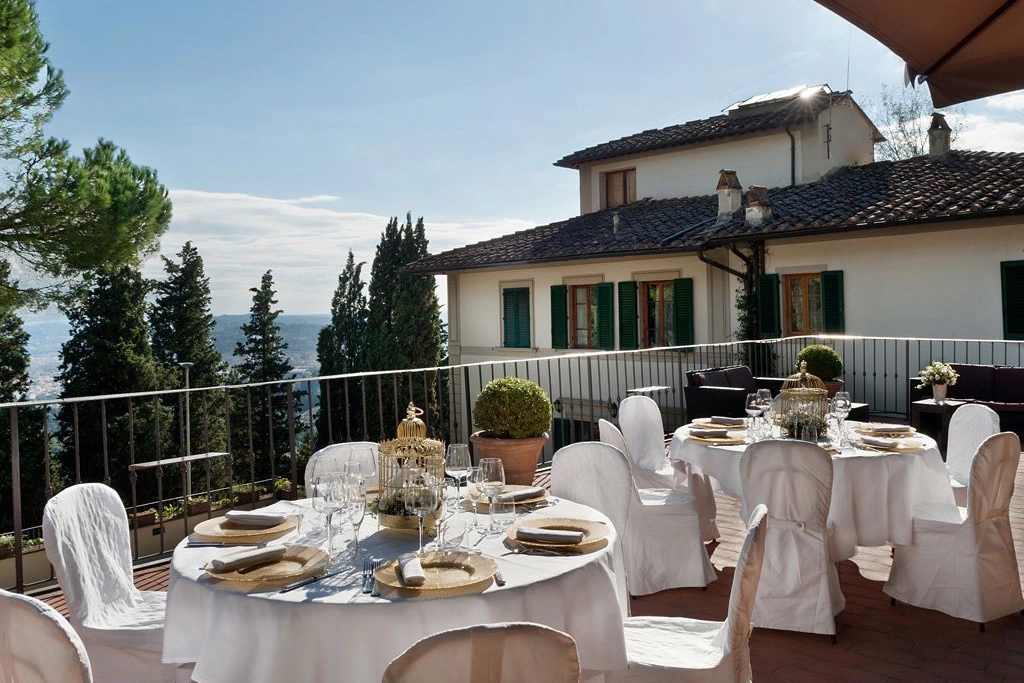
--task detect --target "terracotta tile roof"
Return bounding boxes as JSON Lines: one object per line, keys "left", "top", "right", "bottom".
{"left": 554, "top": 92, "right": 849, "bottom": 169}
{"left": 407, "top": 151, "right": 1024, "bottom": 274}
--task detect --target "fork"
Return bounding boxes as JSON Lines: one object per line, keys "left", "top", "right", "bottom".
{"left": 369, "top": 559, "right": 383, "bottom": 596}
{"left": 361, "top": 559, "right": 374, "bottom": 593}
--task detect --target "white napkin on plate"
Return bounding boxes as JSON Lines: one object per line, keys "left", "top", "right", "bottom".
{"left": 516, "top": 527, "right": 585, "bottom": 544}
{"left": 224, "top": 510, "right": 288, "bottom": 527}
{"left": 710, "top": 416, "right": 747, "bottom": 426}
{"left": 209, "top": 545, "right": 287, "bottom": 572}
{"left": 497, "top": 486, "right": 545, "bottom": 503}
{"left": 398, "top": 552, "right": 426, "bottom": 586}
{"left": 689, "top": 428, "right": 729, "bottom": 439}
{"left": 861, "top": 423, "right": 912, "bottom": 433}
{"left": 860, "top": 435, "right": 900, "bottom": 449}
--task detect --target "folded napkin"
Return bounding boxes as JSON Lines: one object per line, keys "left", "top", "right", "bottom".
{"left": 398, "top": 552, "right": 426, "bottom": 586}
{"left": 209, "top": 545, "right": 287, "bottom": 573}
{"left": 862, "top": 423, "right": 912, "bottom": 433}
{"left": 710, "top": 416, "right": 747, "bottom": 426}
{"left": 689, "top": 428, "right": 729, "bottom": 439}
{"left": 860, "top": 435, "right": 900, "bottom": 449}
{"left": 497, "top": 486, "right": 545, "bottom": 503}
{"left": 516, "top": 527, "right": 585, "bottom": 545}
{"left": 223, "top": 510, "right": 288, "bottom": 528}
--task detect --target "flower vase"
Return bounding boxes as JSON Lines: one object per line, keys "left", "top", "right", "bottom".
{"left": 932, "top": 383, "right": 947, "bottom": 405}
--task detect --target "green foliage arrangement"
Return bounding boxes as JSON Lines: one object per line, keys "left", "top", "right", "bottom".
{"left": 794, "top": 344, "right": 844, "bottom": 380}
{"left": 473, "top": 377, "right": 552, "bottom": 439}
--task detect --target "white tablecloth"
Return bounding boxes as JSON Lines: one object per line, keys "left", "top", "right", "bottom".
{"left": 163, "top": 499, "right": 628, "bottom": 683}
{"left": 669, "top": 423, "right": 956, "bottom": 560}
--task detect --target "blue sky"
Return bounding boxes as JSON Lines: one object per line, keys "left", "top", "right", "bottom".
{"left": 36, "top": 0, "right": 1024, "bottom": 314}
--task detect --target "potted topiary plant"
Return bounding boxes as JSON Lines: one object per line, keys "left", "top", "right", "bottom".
{"left": 794, "top": 344, "right": 845, "bottom": 396}
{"left": 470, "top": 376, "right": 552, "bottom": 485}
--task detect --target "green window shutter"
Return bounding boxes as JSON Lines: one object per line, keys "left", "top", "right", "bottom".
{"left": 672, "top": 278, "right": 694, "bottom": 346}
{"left": 618, "top": 281, "right": 638, "bottom": 350}
{"left": 550, "top": 285, "right": 568, "bottom": 349}
{"left": 1002, "top": 261, "right": 1024, "bottom": 340}
{"left": 502, "top": 288, "right": 530, "bottom": 348}
{"left": 757, "top": 273, "right": 781, "bottom": 338}
{"left": 596, "top": 282, "right": 614, "bottom": 350}
{"left": 821, "top": 270, "right": 845, "bottom": 333}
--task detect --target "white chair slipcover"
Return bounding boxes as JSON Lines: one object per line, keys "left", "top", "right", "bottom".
{"left": 945, "top": 403, "right": 1000, "bottom": 506}
{"left": 551, "top": 442, "right": 716, "bottom": 596}
{"left": 382, "top": 621, "right": 580, "bottom": 682}
{"left": 606, "top": 505, "right": 768, "bottom": 683}
{"left": 740, "top": 440, "right": 844, "bottom": 636}
{"left": 304, "top": 441, "right": 379, "bottom": 492}
{"left": 884, "top": 432, "right": 1024, "bottom": 626}
{"left": 42, "top": 483, "right": 179, "bottom": 683}
{"left": 0, "top": 588, "right": 92, "bottom": 683}
{"left": 614, "top": 400, "right": 719, "bottom": 542}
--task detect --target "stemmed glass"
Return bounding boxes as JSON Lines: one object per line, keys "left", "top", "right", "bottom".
{"left": 466, "top": 466, "right": 483, "bottom": 528}
{"left": 437, "top": 477, "right": 460, "bottom": 550}
{"left": 478, "top": 458, "right": 506, "bottom": 534}
{"left": 445, "top": 444, "right": 471, "bottom": 491}
{"left": 833, "top": 391, "right": 852, "bottom": 449}
{"left": 756, "top": 389, "right": 773, "bottom": 439}
{"left": 344, "top": 476, "right": 367, "bottom": 557}
{"left": 404, "top": 475, "right": 441, "bottom": 554}
{"left": 744, "top": 393, "right": 762, "bottom": 443}
{"left": 346, "top": 446, "right": 377, "bottom": 491}
{"left": 310, "top": 473, "right": 345, "bottom": 563}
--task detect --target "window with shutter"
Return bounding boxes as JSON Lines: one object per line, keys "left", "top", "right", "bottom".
{"left": 550, "top": 285, "right": 568, "bottom": 349}
{"left": 756, "top": 273, "right": 781, "bottom": 338}
{"left": 618, "top": 281, "right": 638, "bottom": 350}
{"left": 502, "top": 287, "right": 530, "bottom": 348}
{"left": 1002, "top": 261, "right": 1024, "bottom": 340}
{"left": 672, "top": 278, "right": 694, "bottom": 346}
{"left": 821, "top": 270, "right": 845, "bottom": 333}
{"left": 596, "top": 282, "right": 614, "bottom": 350}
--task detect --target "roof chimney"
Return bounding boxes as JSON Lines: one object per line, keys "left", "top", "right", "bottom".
{"left": 928, "top": 112, "right": 951, "bottom": 158}
{"left": 745, "top": 185, "right": 773, "bottom": 226}
{"left": 717, "top": 169, "right": 742, "bottom": 222}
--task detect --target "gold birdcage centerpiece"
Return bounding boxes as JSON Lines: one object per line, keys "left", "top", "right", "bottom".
{"left": 373, "top": 404, "right": 445, "bottom": 530}
{"left": 778, "top": 361, "right": 829, "bottom": 438}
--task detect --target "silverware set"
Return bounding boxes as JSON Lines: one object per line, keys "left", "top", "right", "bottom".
{"left": 362, "top": 558, "right": 383, "bottom": 595}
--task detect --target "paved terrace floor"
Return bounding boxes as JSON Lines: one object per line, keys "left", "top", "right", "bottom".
{"left": 36, "top": 460, "right": 1024, "bottom": 682}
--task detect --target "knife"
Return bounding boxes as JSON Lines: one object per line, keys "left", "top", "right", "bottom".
{"left": 279, "top": 568, "right": 343, "bottom": 593}
{"left": 493, "top": 567, "right": 506, "bottom": 587}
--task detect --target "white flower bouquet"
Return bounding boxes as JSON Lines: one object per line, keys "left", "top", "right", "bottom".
{"left": 916, "top": 361, "right": 959, "bottom": 388}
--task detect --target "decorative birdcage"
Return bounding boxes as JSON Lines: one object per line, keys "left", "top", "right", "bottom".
{"left": 373, "top": 403, "right": 445, "bottom": 530}
{"left": 778, "top": 361, "right": 829, "bottom": 438}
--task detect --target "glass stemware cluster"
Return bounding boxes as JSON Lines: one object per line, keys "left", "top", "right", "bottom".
{"left": 831, "top": 390, "right": 852, "bottom": 449}
{"left": 310, "top": 472, "right": 367, "bottom": 565}
{"left": 402, "top": 467, "right": 442, "bottom": 554}
{"left": 745, "top": 388, "right": 775, "bottom": 441}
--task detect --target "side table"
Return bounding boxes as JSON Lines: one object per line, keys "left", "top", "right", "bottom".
{"left": 910, "top": 399, "right": 965, "bottom": 458}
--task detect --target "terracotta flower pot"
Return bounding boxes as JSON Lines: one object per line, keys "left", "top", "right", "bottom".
{"left": 470, "top": 431, "right": 549, "bottom": 485}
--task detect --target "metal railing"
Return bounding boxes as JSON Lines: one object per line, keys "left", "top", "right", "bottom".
{"left": 3, "top": 333, "right": 1023, "bottom": 591}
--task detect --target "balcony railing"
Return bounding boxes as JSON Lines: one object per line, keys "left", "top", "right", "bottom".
{"left": 3, "top": 334, "right": 1023, "bottom": 591}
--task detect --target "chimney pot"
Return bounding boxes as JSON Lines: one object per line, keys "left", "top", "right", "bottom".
{"left": 928, "top": 112, "right": 951, "bottom": 158}
{"left": 745, "top": 184, "right": 772, "bottom": 226}
{"left": 716, "top": 169, "right": 742, "bottom": 221}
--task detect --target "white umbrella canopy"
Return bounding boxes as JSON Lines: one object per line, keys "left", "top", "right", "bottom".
{"left": 814, "top": 0, "right": 1024, "bottom": 107}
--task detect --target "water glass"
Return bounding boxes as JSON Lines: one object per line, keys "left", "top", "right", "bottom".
{"left": 478, "top": 458, "right": 506, "bottom": 534}
{"left": 345, "top": 477, "right": 367, "bottom": 557}
{"left": 404, "top": 478, "right": 441, "bottom": 554}
{"left": 745, "top": 393, "right": 762, "bottom": 442}
{"left": 310, "top": 473, "right": 345, "bottom": 562}
{"left": 491, "top": 497, "right": 515, "bottom": 531}
{"left": 445, "top": 444, "right": 471, "bottom": 484}
{"left": 466, "top": 466, "right": 484, "bottom": 528}
{"left": 833, "top": 391, "right": 852, "bottom": 447}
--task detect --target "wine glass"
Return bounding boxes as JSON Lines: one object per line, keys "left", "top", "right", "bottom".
{"left": 404, "top": 475, "right": 441, "bottom": 554}
{"left": 833, "top": 391, "right": 852, "bottom": 448}
{"left": 310, "top": 473, "right": 345, "bottom": 562}
{"left": 347, "top": 446, "right": 378, "bottom": 491}
{"left": 344, "top": 477, "right": 367, "bottom": 558}
{"left": 756, "top": 388, "right": 773, "bottom": 438}
{"left": 445, "top": 444, "right": 471, "bottom": 490}
{"left": 478, "top": 458, "right": 506, "bottom": 534}
{"left": 744, "top": 393, "right": 762, "bottom": 442}
{"left": 466, "top": 466, "right": 484, "bottom": 528}
{"left": 438, "top": 477, "right": 460, "bottom": 550}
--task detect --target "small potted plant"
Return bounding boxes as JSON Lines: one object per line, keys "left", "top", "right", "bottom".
{"left": 916, "top": 361, "right": 959, "bottom": 405}
{"left": 470, "top": 376, "right": 552, "bottom": 485}
{"left": 794, "top": 344, "right": 845, "bottom": 396}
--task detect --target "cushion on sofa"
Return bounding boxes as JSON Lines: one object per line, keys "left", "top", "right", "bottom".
{"left": 722, "top": 366, "right": 758, "bottom": 393}
{"left": 700, "top": 370, "right": 729, "bottom": 387}
{"left": 991, "top": 366, "right": 1024, "bottom": 403}
{"left": 948, "top": 363, "right": 994, "bottom": 400}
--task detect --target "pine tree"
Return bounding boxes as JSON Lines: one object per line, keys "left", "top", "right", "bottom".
{"left": 56, "top": 266, "right": 171, "bottom": 503}
{"left": 316, "top": 250, "right": 368, "bottom": 444}
{"left": 232, "top": 270, "right": 294, "bottom": 480}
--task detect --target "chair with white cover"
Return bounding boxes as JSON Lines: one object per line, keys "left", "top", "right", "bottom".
{"left": 0, "top": 588, "right": 92, "bottom": 682}
{"left": 945, "top": 403, "right": 1000, "bottom": 506}
{"left": 616, "top": 398, "right": 720, "bottom": 542}
{"left": 551, "top": 442, "right": 716, "bottom": 596}
{"left": 381, "top": 622, "right": 580, "bottom": 683}
{"left": 42, "top": 483, "right": 179, "bottom": 683}
{"left": 739, "top": 440, "right": 844, "bottom": 637}
{"left": 884, "top": 432, "right": 1024, "bottom": 629}
{"left": 606, "top": 504, "right": 768, "bottom": 683}
{"left": 304, "top": 441, "right": 379, "bottom": 492}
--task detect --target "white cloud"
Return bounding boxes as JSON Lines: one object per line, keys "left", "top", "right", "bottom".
{"left": 981, "top": 92, "right": 1024, "bottom": 113}
{"left": 144, "top": 190, "right": 533, "bottom": 315}
{"left": 956, "top": 113, "right": 1024, "bottom": 152}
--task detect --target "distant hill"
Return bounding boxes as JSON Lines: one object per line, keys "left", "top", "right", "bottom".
{"left": 23, "top": 313, "right": 330, "bottom": 400}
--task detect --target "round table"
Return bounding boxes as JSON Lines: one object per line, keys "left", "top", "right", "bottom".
{"left": 669, "top": 423, "right": 956, "bottom": 560}
{"left": 163, "top": 499, "right": 628, "bottom": 683}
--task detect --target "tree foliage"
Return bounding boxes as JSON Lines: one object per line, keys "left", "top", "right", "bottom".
{"left": 871, "top": 84, "right": 963, "bottom": 161}
{"left": 0, "top": 0, "right": 172, "bottom": 309}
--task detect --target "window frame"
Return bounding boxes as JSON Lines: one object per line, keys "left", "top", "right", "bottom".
{"left": 500, "top": 284, "right": 532, "bottom": 348}
{"left": 570, "top": 284, "right": 599, "bottom": 349}
{"left": 639, "top": 280, "right": 675, "bottom": 348}
{"left": 603, "top": 168, "right": 636, "bottom": 209}
{"left": 783, "top": 272, "right": 823, "bottom": 336}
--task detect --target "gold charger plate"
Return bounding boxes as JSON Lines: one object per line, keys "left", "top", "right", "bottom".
{"left": 854, "top": 426, "right": 917, "bottom": 437}
{"left": 204, "top": 545, "right": 328, "bottom": 583}
{"left": 855, "top": 439, "right": 926, "bottom": 453}
{"left": 692, "top": 418, "right": 748, "bottom": 430}
{"left": 686, "top": 434, "right": 746, "bottom": 446}
{"left": 192, "top": 515, "right": 297, "bottom": 543}
{"left": 507, "top": 517, "right": 610, "bottom": 553}
{"left": 374, "top": 551, "right": 497, "bottom": 599}
{"left": 465, "top": 484, "right": 549, "bottom": 510}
